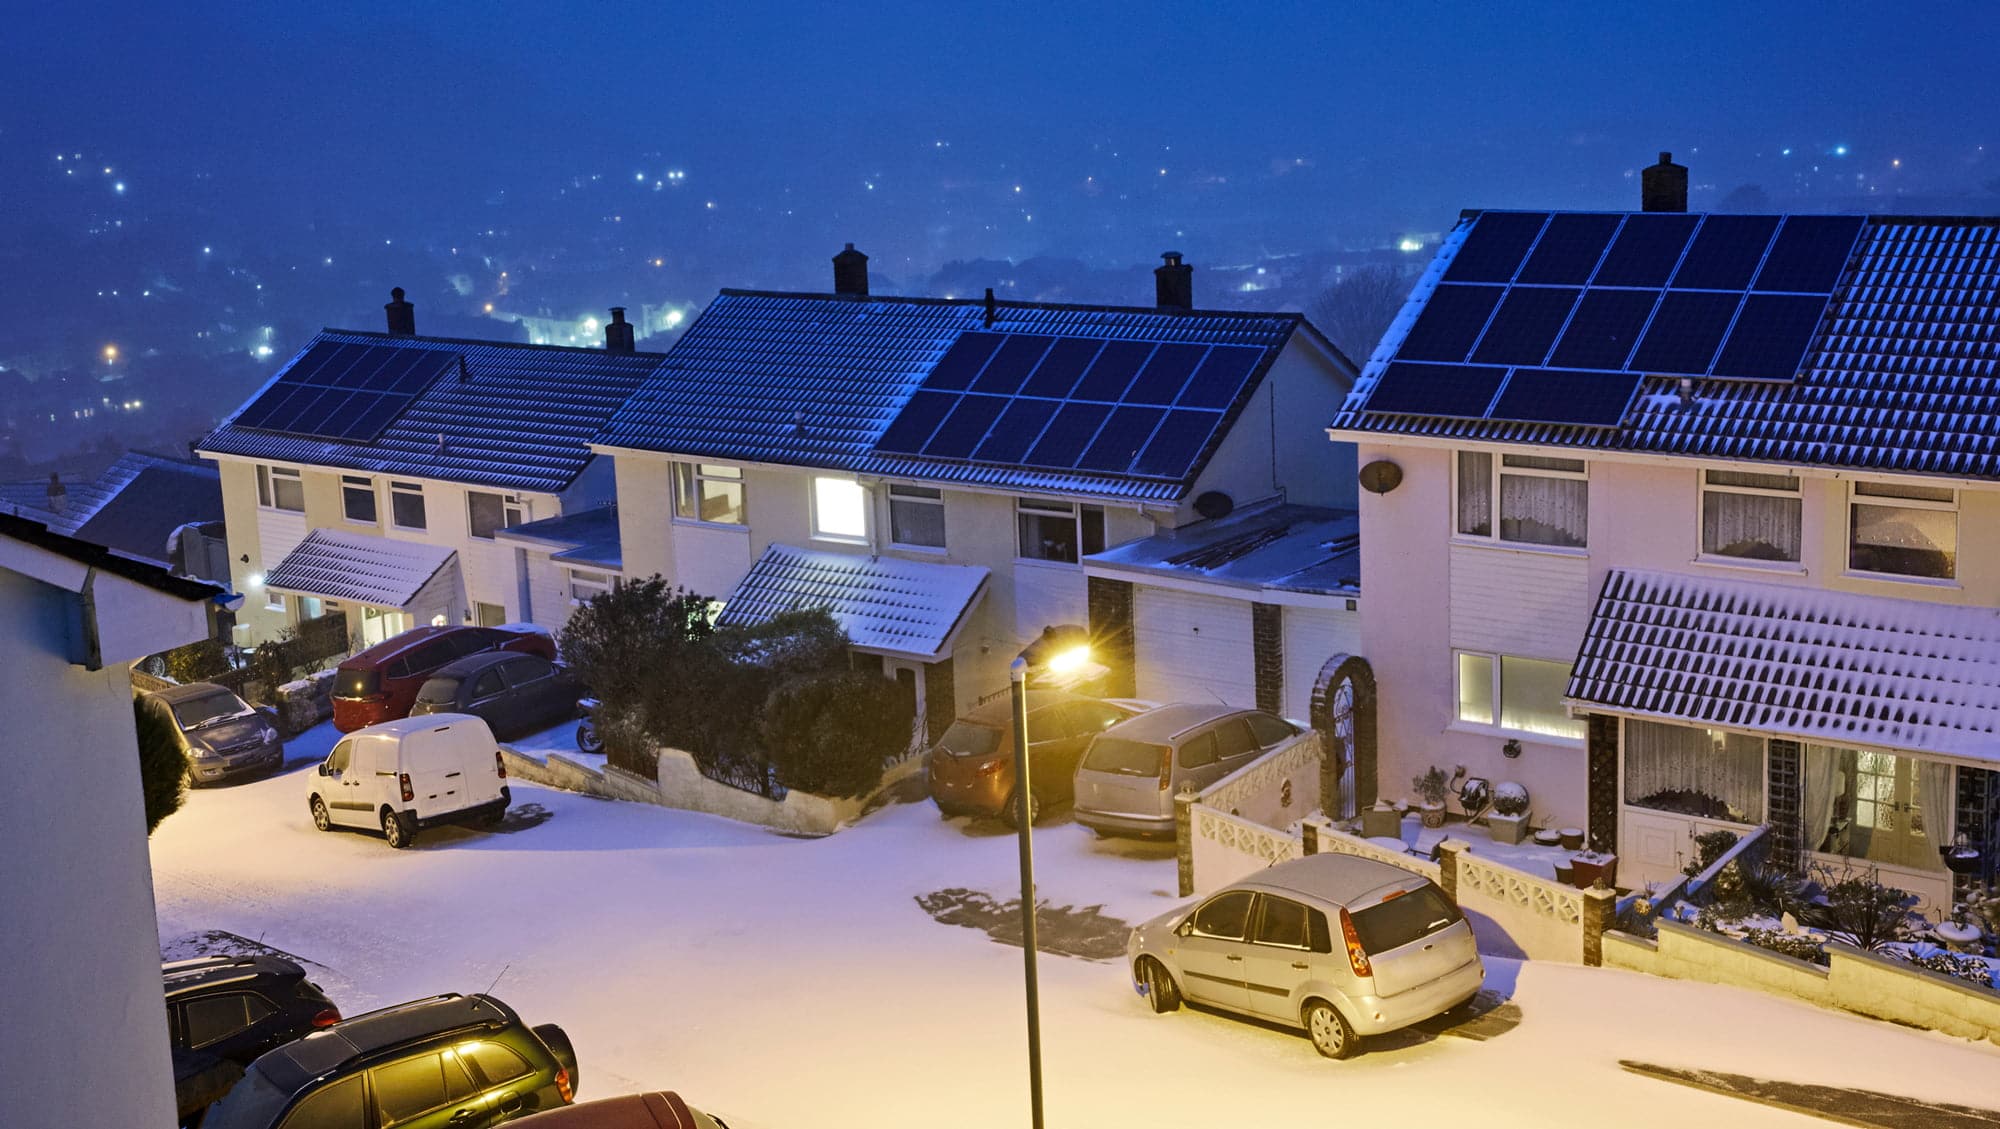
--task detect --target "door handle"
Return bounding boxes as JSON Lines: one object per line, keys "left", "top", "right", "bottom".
{"left": 1225, "top": 954, "right": 1243, "bottom": 962}
{"left": 449, "top": 1109, "right": 483, "bottom": 1125}
{"left": 1291, "top": 961, "right": 1310, "bottom": 970}
{"left": 495, "top": 1091, "right": 522, "bottom": 1113}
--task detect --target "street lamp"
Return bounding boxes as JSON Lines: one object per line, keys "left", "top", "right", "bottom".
{"left": 1008, "top": 624, "right": 1091, "bottom": 1129}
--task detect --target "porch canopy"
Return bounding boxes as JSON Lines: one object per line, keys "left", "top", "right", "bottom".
{"left": 715, "top": 543, "right": 988, "bottom": 663}
{"left": 1566, "top": 568, "right": 2000, "bottom": 766}
{"left": 265, "top": 528, "right": 459, "bottom": 611}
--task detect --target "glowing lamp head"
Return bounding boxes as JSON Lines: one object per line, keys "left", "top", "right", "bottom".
{"left": 1043, "top": 644, "right": 1092, "bottom": 676}
{"left": 247, "top": 572, "right": 265, "bottom": 588}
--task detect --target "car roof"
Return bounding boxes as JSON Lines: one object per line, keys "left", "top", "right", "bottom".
{"left": 343, "top": 713, "right": 490, "bottom": 740}
{"left": 340, "top": 625, "right": 471, "bottom": 668}
{"left": 509, "top": 1092, "right": 709, "bottom": 1129}
{"left": 254, "top": 994, "right": 516, "bottom": 1093}
{"left": 959, "top": 688, "right": 1085, "bottom": 727}
{"left": 1099, "top": 701, "right": 1249, "bottom": 742}
{"left": 430, "top": 650, "right": 525, "bottom": 679}
{"left": 150, "top": 681, "right": 240, "bottom": 704}
{"left": 1229, "top": 853, "right": 1429, "bottom": 907}
{"left": 163, "top": 954, "right": 301, "bottom": 995}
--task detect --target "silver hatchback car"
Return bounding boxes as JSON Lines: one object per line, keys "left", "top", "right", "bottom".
{"left": 1127, "top": 853, "right": 1484, "bottom": 1059}
{"left": 1072, "top": 703, "right": 1299, "bottom": 838}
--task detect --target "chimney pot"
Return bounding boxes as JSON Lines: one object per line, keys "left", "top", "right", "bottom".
{"left": 1642, "top": 152, "right": 1688, "bottom": 213}
{"left": 46, "top": 472, "right": 67, "bottom": 515}
{"left": 983, "top": 287, "right": 997, "bottom": 327}
{"left": 384, "top": 287, "right": 416, "bottom": 335}
{"left": 604, "top": 306, "right": 636, "bottom": 353}
{"left": 832, "top": 243, "right": 870, "bottom": 297}
{"left": 1154, "top": 251, "right": 1194, "bottom": 310}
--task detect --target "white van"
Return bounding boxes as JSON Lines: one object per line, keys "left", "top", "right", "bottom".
{"left": 307, "top": 714, "right": 510, "bottom": 848}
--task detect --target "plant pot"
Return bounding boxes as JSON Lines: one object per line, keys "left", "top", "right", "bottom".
{"left": 1360, "top": 805, "right": 1403, "bottom": 840}
{"left": 1533, "top": 828, "right": 1564, "bottom": 847}
{"left": 1419, "top": 802, "right": 1446, "bottom": 829}
{"left": 1935, "top": 920, "right": 1984, "bottom": 953}
{"left": 1943, "top": 846, "right": 1984, "bottom": 875}
{"left": 1489, "top": 811, "right": 1529, "bottom": 846}
{"left": 1559, "top": 827, "right": 1585, "bottom": 851}
{"left": 1551, "top": 860, "right": 1575, "bottom": 886}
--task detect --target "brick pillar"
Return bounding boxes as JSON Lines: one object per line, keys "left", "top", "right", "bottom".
{"left": 1436, "top": 840, "right": 1462, "bottom": 905}
{"left": 1301, "top": 815, "right": 1320, "bottom": 856}
{"left": 1087, "top": 576, "right": 1136, "bottom": 698}
{"left": 1175, "top": 787, "right": 1197, "bottom": 897}
{"left": 1766, "top": 739, "right": 1803, "bottom": 873}
{"left": 1251, "top": 603, "right": 1283, "bottom": 716}
{"left": 1582, "top": 884, "right": 1617, "bottom": 967}
{"left": 1585, "top": 713, "right": 1619, "bottom": 854}
{"left": 922, "top": 656, "right": 955, "bottom": 745}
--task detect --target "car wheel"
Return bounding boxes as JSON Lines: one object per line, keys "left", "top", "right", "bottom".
{"left": 1304, "top": 1000, "right": 1358, "bottom": 1060}
{"left": 381, "top": 808, "right": 416, "bottom": 849}
{"left": 999, "top": 790, "right": 1040, "bottom": 828}
{"left": 310, "top": 796, "right": 332, "bottom": 832}
{"left": 1137, "top": 957, "right": 1181, "bottom": 1013}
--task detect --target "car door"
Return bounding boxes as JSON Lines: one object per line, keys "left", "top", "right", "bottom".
{"left": 275, "top": 1073, "right": 367, "bottom": 1128}
{"left": 180, "top": 990, "right": 282, "bottom": 1061}
{"left": 500, "top": 656, "right": 561, "bottom": 732}
{"left": 369, "top": 1047, "right": 490, "bottom": 1129}
{"left": 1171, "top": 889, "right": 1254, "bottom": 1014}
{"left": 1206, "top": 718, "right": 1263, "bottom": 783}
{"left": 323, "top": 739, "right": 368, "bottom": 827}
{"left": 1241, "top": 895, "right": 1321, "bottom": 1022}
{"left": 457, "top": 1040, "right": 539, "bottom": 1122}
{"left": 465, "top": 666, "right": 511, "bottom": 735}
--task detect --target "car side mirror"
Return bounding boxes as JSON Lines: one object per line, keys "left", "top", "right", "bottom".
{"left": 317, "top": 763, "right": 330, "bottom": 777}
{"left": 1175, "top": 918, "right": 1194, "bottom": 939}
{"left": 258, "top": 705, "right": 279, "bottom": 724}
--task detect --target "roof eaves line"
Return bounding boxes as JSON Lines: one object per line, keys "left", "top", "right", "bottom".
{"left": 711, "top": 288, "right": 1309, "bottom": 324}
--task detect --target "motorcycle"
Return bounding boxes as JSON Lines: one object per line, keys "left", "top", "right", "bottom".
{"left": 575, "top": 697, "right": 604, "bottom": 755}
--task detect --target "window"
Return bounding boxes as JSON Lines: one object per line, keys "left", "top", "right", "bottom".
{"left": 469, "top": 670, "right": 505, "bottom": 700}
{"left": 568, "top": 569, "right": 615, "bottom": 605}
{"left": 1016, "top": 499, "right": 1105, "bottom": 563}
{"left": 1349, "top": 885, "right": 1463, "bottom": 954}
{"left": 1253, "top": 895, "right": 1311, "bottom": 948}
{"left": 257, "top": 465, "right": 304, "bottom": 513}
{"left": 1624, "top": 720, "right": 1766, "bottom": 823}
{"left": 1701, "top": 470, "right": 1801, "bottom": 561}
{"left": 1176, "top": 731, "right": 1218, "bottom": 769}
{"left": 673, "top": 462, "right": 744, "bottom": 525}
{"left": 459, "top": 1040, "right": 531, "bottom": 1086}
{"left": 473, "top": 601, "right": 506, "bottom": 627}
{"left": 340, "top": 475, "right": 377, "bottom": 523}
{"left": 1849, "top": 481, "right": 1956, "bottom": 579}
{"left": 1456, "top": 451, "right": 1587, "bottom": 548}
{"left": 183, "top": 992, "right": 274, "bottom": 1048}
{"left": 390, "top": 481, "right": 426, "bottom": 530}
{"left": 1213, "top": 719, "right": 1259, "bottom": 760}
{"left": 1454, "top": 651, "right": 1583, "bottom": 740}
{"left": 1246, "top": 713, "right": 1298, "bottom": 746}
{"left": 1189, "top": 890, "right": 1255, "bottom": 940}
{"left": 1806, "top": 747, "right": 1951, "bottom": 871}
{"left": 500, "top": 656, "right": 552, "bottom": 686}
{"left": 803, "top": 475, "right": 868, "bottom": 542}
{"left": 889, "top": 484, "right": 947, "bottom": 549}
{"left": 279, "top": 1075, "right": 365, "bottom": 1129}
{"left": 370, "top": 1052, "right": 476, "bottom": 1127}
{"left": 1062, "top": 700, "right": 1128, "bottom": 736}
{"left": 466, "top": 491, "right": 523, "bottom": 539}
{"left": 326, "top": 741, "right": 352, "bottom": 774}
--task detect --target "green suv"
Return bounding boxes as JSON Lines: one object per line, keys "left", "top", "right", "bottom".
{"left": 201, "top": 994, "right": 576, "bottom": 1129}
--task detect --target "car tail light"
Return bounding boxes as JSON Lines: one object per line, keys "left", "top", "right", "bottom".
{"left": 399, "top": 773, "right": 414, "bottom": 803}
{"left": 974, "top": 758, "right": 1004, "bottom": 777}
{"left": 554, "top": 1066, "right": 573, "bottom": 1104}
{"left": 1156, "top": 745, "right": 1173, "bottom": 791}
{"left": 310, "top": 1006, "right": 342, "bottom": 1028}
{"left": 495, "top": 750, "right": 507, "bottom": 779}
{"left": 1338, "top": 907, "right": 1372, "bottom": 979}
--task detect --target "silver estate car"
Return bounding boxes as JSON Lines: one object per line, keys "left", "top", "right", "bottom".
{"left": 1127, "top": 853, "right": 1484, "bottom": 1059}
{"left": 1072, "top": 703, "right": 1299, "bottom": 838}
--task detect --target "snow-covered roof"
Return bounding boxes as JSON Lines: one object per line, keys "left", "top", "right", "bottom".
{"left": 1333, "top": 215, "right": 2000, "bottom": 480}
{"left": 1567, "top": 568, "right": 2000, "bottom": 763}
{"left": 1084, "top": 504, "right": 1360, "bottom": 597}
{"left": 494, "top": 505, "right": 622, "bottom": 570}
{"left": 1, "top": 451, "right": 221, "bottom": 558}
{"left": 264, "top": 528, "right": 457, "bottom": 608}
{"left": 714, "top": 543, "right": 989, "bottom": 661}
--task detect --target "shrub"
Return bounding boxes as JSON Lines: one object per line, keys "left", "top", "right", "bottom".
{"left": 558, "top": 577, "right": 716, "bottom": 720}
{"left": 1411, "top": 766, "right": 1450, "bottom": 805}
{"left": 1899, "top": 942, "right": 1996, "bottom": 989}
{"left": 1740, "top": 928, "right": 1829, "bottom": 966}
{"left": 158, "top": 637, "right": 230, "bottom": 683}
{"left": 760, "top": 670, "right": 915, "bottom": 798}
{"left": 1805, "top": 867, "right": 1920, "bottom": 951}
{"left": 134, "top": 698, "right": 187, "bottom": 834}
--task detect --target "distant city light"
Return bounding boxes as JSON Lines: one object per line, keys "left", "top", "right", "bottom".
{"left": 483, "top": 302, "right": 495, "bottom": 313}
{"left": 1891, "top": 158, "right": 1902, "bottom": 168}
{"left": 583, "top": 317, "right": 599, "bottom": 331}
{"left": 113, "top": 181, "right": 126, "bottom": 194}
{"left": 635, "top": 171, "right": 647, "bottom": 182}
{"left": 1833, "top": 144, "right": 1849, "bottom": 156}
{"left": 102, "top": 344, "right": 118, "bottom": 362}
{"left": 254, "top": 345, "right": 274, "bottom": 358}
{"left": 1399, "top": 238, "right": 1424, "bottom": 252}
{"left": 203, "top": 245, "right": 212, "bottom": 254}
{"left": 664, "top": 309, "right": 685, "bottom": 329}
{"left": 651, "top": 258, "right": 664, "bottom": 267}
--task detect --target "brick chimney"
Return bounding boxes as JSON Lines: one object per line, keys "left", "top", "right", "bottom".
{"left": 1154, "top": 251, "right": 1193, "bottom": 310}
{"left": 1642, "top": 152, "right": 1687, "bottom": 213}
{"left": 832, "top": 243, "right": 869, "bottom": 296}
{"left": 384, "top": 287, "right": 416, "bottom": 335}
{"left": 604, "top": 307, "right": 636, "bottom": 353}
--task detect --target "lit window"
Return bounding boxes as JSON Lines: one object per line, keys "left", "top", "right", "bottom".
{"left": 889, "top": 484, "right": 946, "bottom": 549}
{"left": 473, "top": 601, "right": 506, "bottom": 627}
{"left": 810, "top": 476, "right": 867, "bottom": 542}
{"left": 1456, "top": 451, "right": 1587, "bottom": 548}
{"left": 672, "top": 463, "right": 744, "bottom": 525}
{"left": 1848, "top": 481, "right": 1956, "bottom": 579}
{"left": 341, "top": 475, "right": 376, "bottom": 524}
{"left": 390, "top": 481, "right": 427, "bottom": 531}
{"left": 1017, "top": 499, "right": 1105, "bottom": 564}
{"left": 466, "top": 491, "right": 523, "bottom": 539}
{"left": 1624, "top": 720, "right": 1766, "bottom": 823}
{"left": 1453, "top": 650, "right": 1583, "bottom": 740}
{"left": 568, "top": 569, "right": 616, "bottom": 605}
{"left": 257, "top": 465, "right": 304, "bottom": 513}
{"left": 1701, "top": 470, "right": 1800, "bottom": 562}
{"left": 1805, "top": 746, "right": 1950, "bottom": 872}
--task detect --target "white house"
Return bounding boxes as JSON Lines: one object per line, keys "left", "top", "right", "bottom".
{"left": 589, "top": 247, "right": 1358, "bottom": 740}
{"left": 0, "top": 511, "right": 227, "bottom": 1128}
{"left": 198, "top": 293, "right": 660, "bottom": 648}
{"left": 1328, "top": 165, "right": 2000, "bottom": 910}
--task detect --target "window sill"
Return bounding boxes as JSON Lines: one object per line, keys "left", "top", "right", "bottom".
{"left": 1014, "top": 556, "right": 1083, "bottom": 571}
{"left": 389, "top": 525, "right": 429, "bottom": 535}
{"left": 810, "top": 532, "right": 869, "bottom": 547}
{"left": 1448, "top": 538, "right": 1588, "bottom": 560}
{"left": 342, "top": 517, "right": 378, "bottom": 527}
{"left": 889, "top": 542, "right": 950, "bottom": 556}
{"left": 259, "top": 506, "right": 306, "bottom": 517}
{"left": 1840, "top": 569, "right": 1961, "bottom": 590}
{"left": 1692, "top": 555, "right": 1807, "bottom": 576}
{"left": 1446, "top": 721, "right": 1585, "bottom": 748}
{"left": 672, "top": 517, "right": 749, "bottom": 533}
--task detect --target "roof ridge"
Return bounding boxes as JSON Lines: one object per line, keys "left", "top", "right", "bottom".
{"left": 317, "top": 327, "right": 668, "bottom": 359}
{"left": 714, "top": 288, "right": 1306, "bottom": 323}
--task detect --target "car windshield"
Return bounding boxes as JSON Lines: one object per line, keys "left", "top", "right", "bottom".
{"left": 415, "top": 677, "right": 461, "bottom": 704}
{"left": 200, "top": 1065, "right": 291, "bottom": 1129}
{"left": 1080, "top": 737, "right": 1165, "bottom": 776}
{"left": 334, "top": 668, "right": 379, "bottom": 698}
{"left": 172, "top": 691, "right": 251, "bottom": 730}
{"left": 1349, "top": 884, "right": 1463, "bottom": 955}
{"left": 936, "top": 721, "right": 1000, "bottom": 757}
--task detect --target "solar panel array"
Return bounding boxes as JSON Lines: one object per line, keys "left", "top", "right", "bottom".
{"left": 1364, "top": 211, "right": 1865, "bottom": 428}
{"left": 231, "top": 342, "right": 456, "bottom": 442}
{"left": 872, "top": 331, "right": 1271, "bottom": 480}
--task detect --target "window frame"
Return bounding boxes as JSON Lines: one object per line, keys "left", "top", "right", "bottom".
{"left": 256, "top": 464, "right": 305, "bottom": 514}
{"left": 1015, "top": 498, "right": 1106, "bottom": 565}
{"left": 340, "top": 474, "right": 377, "bottom": 524}
{"left": 465, "top": 490, "right": 524, "bottom": 540}
{"left": 182, "top": 990, "right": 277, "bottom": 1050}
{"left": 887, "top": 483, "right": 947, "bottom": 550}
{"left": 1452, "top": 648, "right": 1584, "bottom": 742}
{"left": 567, "top": 568, "right": 616, "bottom": 606}
{"left": 808, "top": 475, "right": 869, "bottom": 544}
{"left": 1186, "top": 889, "right": 1256, "bottom": 941}
{"left": 672, "top": 462, "right": 746, "bottom": 526}
{"left": 1250, "top": 894, "right": 1314, "bottom": 950}
{"left": 1453, "top": 450, "right": 1589, "bottom": 550}
{"left": 389, "top": 481, "right": 427, "bottom": 532}
{"left": 1698, "top": 468, "right": 1804, "bottom": 565}
{"left": 1845, "top": 480, "right": 1958, "bottom": 582}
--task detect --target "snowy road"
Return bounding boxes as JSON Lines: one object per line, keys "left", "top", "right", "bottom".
{"left": 149, "top": 725, "right": 2000, "bottom": 1128}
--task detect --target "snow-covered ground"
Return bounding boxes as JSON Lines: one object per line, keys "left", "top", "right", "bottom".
{"left": 151, "top": 722, "right": 2000, "bottom": 1128}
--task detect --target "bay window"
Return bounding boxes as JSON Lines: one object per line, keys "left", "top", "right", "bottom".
{"left": 889, "top": 484, "right": 947, "bottom": 549}
{"left": 1454, "top": 650, "right": 1583, "bottom": 740}
{"left": 1456, "top": 451, "right": 1587, "bottom": 548}
{"left": 810, "top": 476, "right": 868, "bottom": 542}
{"left": 1017, "top": 499, "right": 1105, "bottom": 564}
{"left": 1848, "top": 481, "right": 1956, "bottom": 579}
{"left": 1700, "top": 470, "right": 1801, "bottom": 562}
{"left": 673, "top": 463, "right": 745, "bottom": 525}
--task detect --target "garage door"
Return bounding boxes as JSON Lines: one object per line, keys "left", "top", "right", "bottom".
{"left": 1132, "top": 586, "right": 1256, "bottom": 709}
{"left": 1281, "top": 605, "right": 1361, "bottom": 724}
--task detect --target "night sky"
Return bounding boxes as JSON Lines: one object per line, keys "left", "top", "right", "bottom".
{"left": 4, "top": 2, "right": 1997, "bottom": 456}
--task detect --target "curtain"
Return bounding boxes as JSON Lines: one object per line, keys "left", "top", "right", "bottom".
{"left": 1623, "top": 720, "right": 1765, "bottom": 822}
{"left": 1703, "top": 491, "right": 1802, "bottom": 561}
{"left": 1500, "top": 473, "right": 1587, "bottom": 547}
{"left": 1802, "top": 745, "right": 1839, "bottom": 855}
{"left": 1918, "top": 760, "right": 1954, "bottom": 868}
{"left": 1456, "top": 451, "right": 1492, "bottom": 536}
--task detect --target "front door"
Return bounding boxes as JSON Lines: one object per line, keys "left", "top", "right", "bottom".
{"left": 885, "top": 660, "right": 924, "bottom": 753}
{"left": 1174, "top": 890, "right": 1253, "bottom": 1013}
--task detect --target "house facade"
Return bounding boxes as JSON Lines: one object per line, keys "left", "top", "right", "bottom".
{"left": 1330, "top": 187, "right": 2000, "bottom": 911}
{"left": 592, "top": 249, "right": 1357, "bottom": 739}
{"left": 198, "top": 297, "right": 659, "bottom": 648}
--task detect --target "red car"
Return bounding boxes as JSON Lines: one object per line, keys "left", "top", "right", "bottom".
{"left": 331, "top": 624, "right": 555, "bottom": 732}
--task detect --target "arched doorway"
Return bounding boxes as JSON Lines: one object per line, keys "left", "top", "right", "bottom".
{"left": 1310, "top": 654, "right": 1377, "bottom": 821}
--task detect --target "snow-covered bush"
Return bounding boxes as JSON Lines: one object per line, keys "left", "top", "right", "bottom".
{"left": 1739, "top": 927, "right": 1828, "bottom": 966}
{"left": 1897, "top": 941, "right": 1995, "bottom": 989}
{"left": 134, "top": 696, "right": 187, "bottom": 834}
{"left": 1806, "top": 868, "right": 1920, "bottom": 952}
{"left": 760, "top": 670, "right": 914, "bottom": 798}
{"left": 1492, "top": 781, "right": 1529, "bottom": 817}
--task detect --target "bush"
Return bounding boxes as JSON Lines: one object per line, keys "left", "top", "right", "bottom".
{"left": 134, "top": 698, "right": 187, "bottom": 834}
{"left": 760, "top": 670, "right": 915, "bottom": 798}
{"left": 558, "top": 577, "right": 715, "bottom": 717}
{"left": 1740, "top": 927, "right": 1829, "bottom": 966}
{"left": 1899, "top": 942, "right": 1996, "bottom": 989}
{"left": 1806, "top": 867, "right": 1920, "bottom": 951}
{"left": 158, "top": 637, "right": 230, "bottom": 683}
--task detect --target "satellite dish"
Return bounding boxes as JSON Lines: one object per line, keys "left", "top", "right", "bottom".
{"left": 1193, "top": 491, "right": 1234, "bottom": 519}
{"left": 1359, "top": 459, "right": 1403, "bottom": 495}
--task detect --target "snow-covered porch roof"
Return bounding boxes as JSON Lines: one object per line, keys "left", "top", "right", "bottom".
{"left": 1566, "top": 568, "right": 2000, "bottom": 766}
{"left": 264, "top": 528, "right": 459, "bottom": 610}
{"left": 714, "top": 543, "right": 989, "bottom": 663}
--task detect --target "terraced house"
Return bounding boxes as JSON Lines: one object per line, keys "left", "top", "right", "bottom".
{"left": 590, "top": 247, "right": 1358, "bottom": 740}
{"left": 200, "top": 292, "right": 659, "bottom": 647}
{"left": 1328, "top": 158, "right": 2000, "bottom": 910}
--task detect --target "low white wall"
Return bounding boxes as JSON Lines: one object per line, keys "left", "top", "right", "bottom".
{"left": 1308, "top": 819, "right": 1442, "bottom": 884}
{"left": 1199, "top": 730, "right": 1321, "bottom": 827}
{"left": 1639, "top": 920, "right": 1832, "bottom": 1003}
{"left": 1453, "top": 849, "right": 1590, "bottom": 964}
{"left": 1188, "top": 807, "right": 1303, "bottom": 895}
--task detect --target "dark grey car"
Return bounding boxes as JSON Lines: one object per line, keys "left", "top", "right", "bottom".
{"left": 143, "top": 682, "right": 286, "bottom": 786}
{"left": 410, "top": 652, "right": 585, "bottom": 740}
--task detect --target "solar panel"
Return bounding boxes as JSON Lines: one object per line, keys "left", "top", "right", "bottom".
{"left": 919, "top": 332, "right": 1003, "bottom": 392}
{"left": 1470, "top": 286, "right": 1580, "bottom": 366}
{"left": 1078, "top": 406, "right": 1166, "bottom": 471}
{"left": 1176, "top": 345, "right": 1264, "bottom": 409}
{"left": 969, "top": 334, "right": 1053, "bottom": 395}
{"left": 1517, "top": 213, "right": 1622, "bottom": 285}
{"left": 1071, "top": 341, "right": 1154, "bottom": 401}
{"left": 1629, "top": 290, "right": 1740, "bottom": 375}
{"left": 1362, "top": 361, "right": 1507, "bottom": 419}
{"left": 873, "top": 389, "right": 957, "bottom": 453}
{"left": 232, "top": 341, "right": 453, "bottom": 442}
{"left": 1396, "top": 284, "right": 1504, "bottom": 363}
{"left": 1672, "top": 215, "right": 1780, "bottom": 291}
{"left": 1444, "top": 212, "right": 1549, "bottom": 283}
{"left": 921, "top": 394, "right": 1011, "bottom": 458}
{"left": 970, "top": 397, "right": 1061, "bottom": 464}
{"left": 1548, "top": 288, "right": 1657, "bottom": 370}
{"left": 1024, "top": 401, "right": 1113, "bottom": 467}
{"left": 1711, "top": 293, "right": 1829, "bottom": 380}
{"left": 1131, "top": 409, "right": 1224, "bottom": 478}
{"left": 1754, "top": 215, "right": 1865, "bottom": 293}
{"left": 1488, "top": 368, "right": 1643, "bottom": 427}
{"left": 1019, "top": 338, "right": 1101, "bottom": 399}
{"left": 1594, "top": 213, "right": 1700, "bottom": 287}
{"left": 1121, "top": 344, "right": 1206, "bottom": 405}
